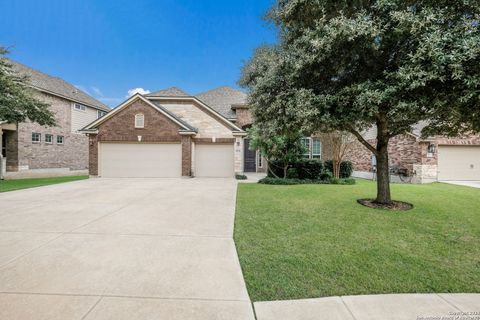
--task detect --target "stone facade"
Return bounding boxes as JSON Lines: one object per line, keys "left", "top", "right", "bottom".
{"left": 6, "top": 92, "right": 91, "bottom": 173}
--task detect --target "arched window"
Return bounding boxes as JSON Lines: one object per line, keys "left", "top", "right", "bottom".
{"left": 135, "top": 114, "right": 145, "bottom": 128}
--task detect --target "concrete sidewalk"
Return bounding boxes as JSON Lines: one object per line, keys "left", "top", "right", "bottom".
{"left": 254, "top": 294, "right": 480, "bottom": 320}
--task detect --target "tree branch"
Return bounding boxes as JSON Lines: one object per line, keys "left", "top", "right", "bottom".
{"left": 347, "top": 126, "right": 378, "bottom": 156}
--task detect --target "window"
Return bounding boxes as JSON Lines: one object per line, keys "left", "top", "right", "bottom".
{"left": 45, "top": 134, "right": 53, "bottom": 144}
{"left": 258, "top": 151, "right": 263, "bottom": 168}
{"left": 301, "top": 138, "right": 311, "bottom": 158}
{"left": 32, "top": 132, "right": 41, "bottom": 143}
{"left": 57, "top": 135, "right": 64, "bottom": 145}
{"left": 97, "top": 110, "right": 107, "bottom": 119}
{"left": 74, "top": 103, "right": 86, "bottom": 112}
{"left": 300, "top": 137, "right": 321, "bottom": 159}
{"left": 135, "top": 114, "right": 145, "bottom": 128}
{"left": 312, "top": 139, "right": 322, "bottom": 159}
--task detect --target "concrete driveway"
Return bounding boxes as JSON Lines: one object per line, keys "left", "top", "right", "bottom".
{"left": 0, "top": 178, "right": 254, "bottom": 320}
{"left": 441, "top": 180, "right": 480, "bottom": 188}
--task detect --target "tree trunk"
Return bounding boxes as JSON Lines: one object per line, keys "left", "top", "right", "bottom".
{"left": 333, "top": 159, "right": 340, "bottom": 179}
{"left": 375, "top": 134, "right": 392, "bottom": 204}
{"left": 283, "top": 164, "right": 288, "bottom": 179}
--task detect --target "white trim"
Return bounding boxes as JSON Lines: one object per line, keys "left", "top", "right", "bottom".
{"left": 146, "top": 96, "right": 245, "bottom": 132}
{"left": 134, "top": 113, "right": 145, "bottom": 128}
{"left": 80, "top": 94, "right": 193, "bottom": 132}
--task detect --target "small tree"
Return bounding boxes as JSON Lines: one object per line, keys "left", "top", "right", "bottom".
{"left": 0, "top": 47, "right": 55, "bottom": 126}
{"left": 320, "top": 131, "right": 355, "bottom": 179}
{"left": 248, "top": 125, "right": 305, "bottom": 178}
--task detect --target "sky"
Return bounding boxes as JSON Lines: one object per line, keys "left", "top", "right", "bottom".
{"left": 0, "top": 0, "right": 277, "bottom": 107}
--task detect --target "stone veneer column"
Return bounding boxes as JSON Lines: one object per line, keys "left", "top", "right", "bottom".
{"left": 181, "top": 135, "right": 192, "bottom": 177}
{"left": 234, "top": 137, "right": 244, "bottom": 173}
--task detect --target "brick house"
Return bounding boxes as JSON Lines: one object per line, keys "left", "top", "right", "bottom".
{"left": 344, "top": 125, "right": 480, "bottom": 183}
{"left": 81, "top": 87, "right": 263, "bottom": 178}
{"left": 0, "top": 61, "right": 110, "bottom": 179}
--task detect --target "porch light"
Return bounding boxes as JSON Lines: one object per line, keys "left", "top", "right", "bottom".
{"left": 138, "top": 135, "right": 142, "bottom": 142}
{"left": 427, "top": 143, "right": 436, "bottom": 154}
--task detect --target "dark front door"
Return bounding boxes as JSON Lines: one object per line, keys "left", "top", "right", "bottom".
{"left": 244, "top": 139, "right": 256, "bottom": 172}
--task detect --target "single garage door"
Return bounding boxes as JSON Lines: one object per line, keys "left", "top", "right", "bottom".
{"left": 99, "top": 143, "right": 182, "bottom": 178}
{"left": 195, "top": 144, "right": 234, "bottom": 177}
{"left": 438, "top": 146, "right": 480, "bottom": 181}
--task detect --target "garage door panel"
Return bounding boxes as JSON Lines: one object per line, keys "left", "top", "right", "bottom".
{"left": 438, "top": 146, "right": 480, "bottom": 181}
{"left": 100, "top": 143, "right": 182, "bottom": 178}
{"left": 195, "top": 144, "right": 234, "bottom": 178}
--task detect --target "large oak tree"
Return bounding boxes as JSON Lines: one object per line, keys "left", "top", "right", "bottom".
{"left": 241, "top": 0, "right": 480, "bottom": 204}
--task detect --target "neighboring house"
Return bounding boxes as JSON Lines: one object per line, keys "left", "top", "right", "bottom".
{"left": 0, "top": 61, "right": 110, "bottom": 179}
{"left": 344, "top": 124, "right": 480, "bottom": 183}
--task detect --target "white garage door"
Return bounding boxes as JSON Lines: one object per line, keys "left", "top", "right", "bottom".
{"left": 195, "top": 144, "right": 234, "bottom": 178}
{"left": 99, "top": 143, "right": 182, "bottom": 178}
{"left": 438, "top": 146, "right": 480, "bottom": 181}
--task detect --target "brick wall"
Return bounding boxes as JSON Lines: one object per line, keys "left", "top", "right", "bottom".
{"left": 235, "top": 108, "right": 253, "bottom": 129}
{"left": 16, "top": 92, "right": 89, "bottom": 171}
{"left": 89, "top": 98, "right": 192, "bottom": 176}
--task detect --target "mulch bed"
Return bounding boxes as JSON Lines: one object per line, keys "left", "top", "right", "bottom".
{"left": 357, "top": 198, "right": 414, "bottom": 211}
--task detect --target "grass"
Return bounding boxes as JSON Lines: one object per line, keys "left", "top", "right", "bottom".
{"left": 234, "top": 180, "right": 480, "bottom": 302}
{"left": 0, "top": 176, "right": 88, "bottom": 192}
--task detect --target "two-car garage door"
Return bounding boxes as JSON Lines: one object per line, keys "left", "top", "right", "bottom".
{"left": 99, "top": 143, "right": 182, "bottom": 178}
{"left": 438, "top": 146, "right": 480, "bottom": 181}
{"left": 99, "top": 142, "right": 235, "bottom": 178}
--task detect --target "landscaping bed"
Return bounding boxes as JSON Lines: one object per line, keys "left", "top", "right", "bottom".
{"left": 234, "top": 180, "right": 480, "bottom": 301}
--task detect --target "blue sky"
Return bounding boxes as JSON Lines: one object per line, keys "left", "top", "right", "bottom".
{"left": 0, "top": 0, "right": 276, "bottom": 107}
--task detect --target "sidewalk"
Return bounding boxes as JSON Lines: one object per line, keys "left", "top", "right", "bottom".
{"left": 254, "top": 294, "right": 480, "bottom": 320}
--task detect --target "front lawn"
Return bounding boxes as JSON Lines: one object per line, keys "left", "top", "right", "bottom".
{"left": 0, "top": 176, "right": 88, "bottom": 192}
{"left": 234, "top": 180, "right": 480, "bottom": 302}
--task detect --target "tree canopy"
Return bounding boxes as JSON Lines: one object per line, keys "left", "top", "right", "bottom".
{"left": 0, "top": 47, "right": 55, "bottom": 126}
{"left": 240, "top": 0, "right": 480, "bottom": 204}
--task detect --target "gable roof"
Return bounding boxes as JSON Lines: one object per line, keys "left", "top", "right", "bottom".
{"left": 80, "top": 94, "right": 196, "bottom": 133}
{"left": 145, "top": 95, "right": 245, "bottom": 133}
{"left": 8, "top": 60, "right": 110, "bottom": 112}
{"left": 146, "top": 87, "right": 189, "bottom": 97}
{"left": 195, "top": 86, "right": 247, "bottom": 119}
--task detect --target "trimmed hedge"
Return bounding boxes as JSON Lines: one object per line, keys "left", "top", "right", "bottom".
{"left": 268, "top": 160, "right": 324, "bottom": 180}
{"left": 267, "top": 159, "right": 353, "bottom": 179}
{"left": 323, "top": 160, "right": 353, "bottom": 178}
{"left": 259, "top": 177, "right": 356, "bottom": 185}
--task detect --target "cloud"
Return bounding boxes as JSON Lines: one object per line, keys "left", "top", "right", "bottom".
{"left": 74, "top": 85, "right": 89, "bottom": 95}
{"left": 91, "top": 86, "right": 103, "bottom": 97}
{"left": 126, "top": 87, "right": 150, "bottom": 98}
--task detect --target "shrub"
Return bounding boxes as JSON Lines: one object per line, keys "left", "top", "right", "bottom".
{"left": 286, "top": 168, "right": 299, "bottom": 179}
{"left": 294, "top": 160, "right": 324, "bottom": 180}
{"left": 320, "top": 171, "right": 333, "bottom": 181}
{"left": 236, "top": 174, "right": 248, "bottom": 180}
{"left": 258, "top": 177, "right": 356, "bottom": 185}
{"left": 267, "top": 159, "right": 324, "bottom": 179}
{"left": 324, "top": 160, "right": 354, "bottom": 178}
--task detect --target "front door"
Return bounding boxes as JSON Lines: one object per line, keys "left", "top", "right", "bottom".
{"left": 244, "top": 139, "right": 256, "bottom": 172}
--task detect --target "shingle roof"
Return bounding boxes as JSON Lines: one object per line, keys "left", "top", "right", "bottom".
{"left": 195, "top": 86, "right": 247, "bottom": 119}
{"left": 146, "top": 87, "right": 189, "bottom": 97}
{"left": 8, "top": 60, "right": 110, "bottom": 112}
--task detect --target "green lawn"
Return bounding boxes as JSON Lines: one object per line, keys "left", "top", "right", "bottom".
{"left": 0, "top": 176, "right": 88, "bottom": 192}
{"left": 234, "top": 180, "right": 480, "bottom": 302}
